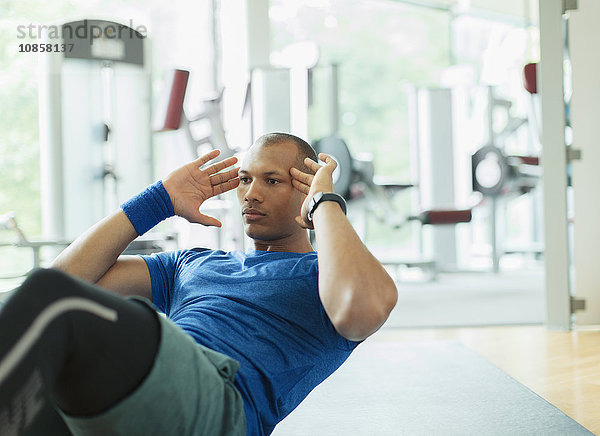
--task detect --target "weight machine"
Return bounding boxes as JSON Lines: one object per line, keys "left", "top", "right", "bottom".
{"left": 470, "top": 85, "right": 542, "bottom": 273}
{"left": 153, "top": 68, "right": 245, "bottom": 251}
{"left": 313, "top": 134, "right": 472, "bottom": 280}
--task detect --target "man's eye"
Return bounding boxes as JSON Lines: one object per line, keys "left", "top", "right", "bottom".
{"left": 240, "top": 177, "right": 250, "bottom": 183}
{"left": 267, "top": 179, "right": 279, "bottom": 185}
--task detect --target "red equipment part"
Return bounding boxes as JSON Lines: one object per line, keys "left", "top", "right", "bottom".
{"left": 153, "top": 69, "right": 190, "bottom": 132}
{"left": 416, "top": 209, "right": 472, "bottom": 225}
{"left": 523, "top": 63, "right": 537, "bottom": 95}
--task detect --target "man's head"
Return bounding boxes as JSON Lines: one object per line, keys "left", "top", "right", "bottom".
{"left": 237, "top": 133, "right": 317, "bottom": 250}
{"left": 254, "top": 133, "right": 318, "bottom": 173}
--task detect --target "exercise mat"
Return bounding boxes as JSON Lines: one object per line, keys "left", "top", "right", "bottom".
{"left": 273, "top": 340, "right": 593, "bottom": 436}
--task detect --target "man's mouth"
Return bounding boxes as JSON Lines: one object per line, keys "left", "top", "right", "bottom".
{"left": 243, "top": 208, "right": 266, "bottom": 222}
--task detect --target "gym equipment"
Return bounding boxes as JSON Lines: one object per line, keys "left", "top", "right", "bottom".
{"left": 523, "top": 61, "right": 579, "bottom": 181}
{"left": 154, "top": 69, "right": 235, "bottom": 159}
{"left": 471, "top": 145, "right": 539, "bottom": 197}
{"left": 37, "top": 20, "right": 182, "bottom": 261}
{"left": 313, "top": 136, "right": 474, "bottom": 234}
{"left": 523, "top": 62, "right": 537, "bottom": 95}
{"left": 470, "top": 86, "right": 542, "bottom": 272}
{"left": 313, "top": 135, "right": 472, "bottom": 279}
{"left": 244, "top": 55, "right": 472, "bottom": 274}
{"left": 312, "top": 135, "right": 413, "bottom": 228}
{"left": 153, "top": 68, "right": 244, "bottom": 251}
{"left": 39, "top": 19, "right": 153, "bottom": 243}
{"left": 409, "top": 87, "right": 475, "bottom": 271}
{"left": 0, "top": 212, "right": 175, "bottom": 281}
{"left": 243, "top": 66, "right": 295, "bottom": 141}
{"left": 242, "top": 42, "right": 321, "bottom": 142}
{"left": 0, "top": 212, "right": 70, "bottom": 279}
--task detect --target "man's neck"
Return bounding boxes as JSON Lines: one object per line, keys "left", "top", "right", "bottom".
{"left": 252, "top": 233, "right": 313, "bottom": 253}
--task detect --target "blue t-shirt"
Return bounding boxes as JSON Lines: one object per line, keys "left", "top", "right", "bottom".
{"left": 141, "top": 248, "right": 361, "bottom": 435}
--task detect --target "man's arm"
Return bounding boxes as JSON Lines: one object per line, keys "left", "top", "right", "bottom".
{"left": 291, "top": 154, "right": 398, "bottom": 342}
{"left": 312, "top": 202, "right": 397, "bottom": 341}
{"left": 51, "top": 149, "right": 240, "bottom": 298}
{"left": 51, "top": 211, "right": 152, "bottom": 298}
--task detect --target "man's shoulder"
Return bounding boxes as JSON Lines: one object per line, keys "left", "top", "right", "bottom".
{"left": 157, "top": 247, "right": 213, "bottom": 266}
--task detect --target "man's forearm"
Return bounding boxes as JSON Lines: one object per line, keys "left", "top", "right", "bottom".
{"left": 51, "top": 210, "right": 138, "bottom": 283}
{"left": 312, "top": 202, "right": 397, "bottom": 340}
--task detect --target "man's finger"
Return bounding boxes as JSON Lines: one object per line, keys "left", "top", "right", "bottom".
{"left": 210, "top": 167, "right": 239, "bottom": 185}
{"left": 196, "top": 212, "right": 222, "bottom": 228}
{"left": 303, "top": 158, "right": 322, "bottom": 172}
{"left": 295, "top": 215, "right": 313, "bottom": 230}
{"left": 213, "top": 177, "right": 240, "bottom": 195}
{"left": 291, "top": 178, "right": 311, "bottom": 195}
{"left": 192, "top": 149, "right": 220, "bottom": 167}
{"left": 290, "top": 167, "right": 314, "bottom": 186}
{"left": 318, "top": 153, "right": 337, "bottom": 170}
{"left": 204, "top": 156, "right": 238, "bottom": 176}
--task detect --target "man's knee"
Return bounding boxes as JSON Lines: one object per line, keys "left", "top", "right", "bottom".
{"left": 26, "top": 267, "right": 66, "bottom": 283}
{"left": 18, "top": 268, "right": 87, "bottom": 303}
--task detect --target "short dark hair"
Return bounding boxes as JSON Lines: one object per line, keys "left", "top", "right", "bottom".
{"left": 255, "top": 132, "right": 318, "bottom": 174}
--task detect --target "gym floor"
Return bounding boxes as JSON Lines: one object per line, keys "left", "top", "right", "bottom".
{"left": 384, "top": 267, "right": 546, "bottom": 328}
{"left": 374, "top": 325, "right": 600, "bottom": 434}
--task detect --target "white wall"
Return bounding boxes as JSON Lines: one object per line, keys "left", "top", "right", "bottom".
{"left": 539, "top": 0, "right": 571, "bottom": 329}
{"left": 569, "top": 0, "right": 600, "bottom": 325}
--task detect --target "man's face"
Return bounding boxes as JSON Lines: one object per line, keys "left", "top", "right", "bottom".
{"left": 236, "top": 142, "right": 306, "bottom": 242}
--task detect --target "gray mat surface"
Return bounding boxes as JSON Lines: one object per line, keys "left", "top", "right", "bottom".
{"left": 272, "top": 340, "right": 593, "bottom": 436}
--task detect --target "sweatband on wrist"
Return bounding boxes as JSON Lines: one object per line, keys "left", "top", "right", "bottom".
{"left": 121, "top": 180, "right": 175, "bottom": 236}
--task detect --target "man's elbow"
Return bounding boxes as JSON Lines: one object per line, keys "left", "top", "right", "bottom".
{"left": 334, "top": 282, "right": 398, "bottom": 342}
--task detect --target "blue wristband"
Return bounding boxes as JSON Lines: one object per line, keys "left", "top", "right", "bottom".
{"left": 121, "top": 180, "right": 175, "bottom": 236}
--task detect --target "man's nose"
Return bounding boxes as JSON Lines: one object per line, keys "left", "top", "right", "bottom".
{"left": 244, "top": 180, "right": 263, "bottom": 202}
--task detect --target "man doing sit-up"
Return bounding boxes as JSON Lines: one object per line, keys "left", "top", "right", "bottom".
{"left": 0, "top": 133, "right": 398, "bottom": 435}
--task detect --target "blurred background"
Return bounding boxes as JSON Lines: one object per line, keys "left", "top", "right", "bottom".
{"left": 1, "top": 0, "right": 597, "bottom": 330}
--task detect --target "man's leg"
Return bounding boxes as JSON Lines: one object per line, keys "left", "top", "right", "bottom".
{"left": 0, "top": 268, "right": 160, "bottom": 434}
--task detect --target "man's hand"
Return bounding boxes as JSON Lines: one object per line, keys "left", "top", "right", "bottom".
{"left": 162, "top": 149, "right": 240, "bottom": 227}
{"left": 290, "top": 153, "right": 337, "bottom": 229}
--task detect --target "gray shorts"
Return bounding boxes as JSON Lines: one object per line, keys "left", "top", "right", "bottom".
{"left": 58, "top": 297, "right": 247, "bottom": 436}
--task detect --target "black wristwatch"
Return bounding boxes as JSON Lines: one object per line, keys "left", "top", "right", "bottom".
{"left": 307, "top": 192, "right": 347, "bottom": 222}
